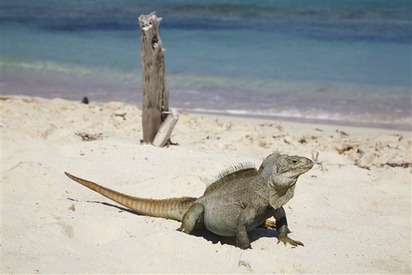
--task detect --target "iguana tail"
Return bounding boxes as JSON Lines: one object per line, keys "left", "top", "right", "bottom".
{"left": 65, "top": 172, "right": 196, "bottom": 222}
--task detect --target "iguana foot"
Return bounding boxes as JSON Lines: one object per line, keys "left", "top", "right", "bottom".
{"left": 238, "top": 244, "right": 252, "bottom": 250}
{"left": 277, "top": 236, "right": 304, "bottom": 247}
{"left": 260, "top": 219, "right": 276, "bottom": 230}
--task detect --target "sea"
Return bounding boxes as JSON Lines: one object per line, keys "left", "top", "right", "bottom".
{"left": 1, "top": 0, "right": 411, "bottom": 130}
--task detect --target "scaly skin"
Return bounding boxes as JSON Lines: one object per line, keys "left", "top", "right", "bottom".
{"left": 65, "top": 152, "right": 313, "bottom": 249}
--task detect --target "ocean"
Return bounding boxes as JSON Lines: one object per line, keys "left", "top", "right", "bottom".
{"left": 1, "top": 0, "right": 411, "bottom": 129}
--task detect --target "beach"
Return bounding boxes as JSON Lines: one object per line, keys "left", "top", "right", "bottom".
{"left": 1, "top": 96, "right": 411, "bottom": 274}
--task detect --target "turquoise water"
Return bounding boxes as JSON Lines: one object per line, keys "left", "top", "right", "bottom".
{"left": 1, "top": 0, "right": 411, "bottom": 129}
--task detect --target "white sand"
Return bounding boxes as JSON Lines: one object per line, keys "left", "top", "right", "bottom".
{"left": 1, "top": 96, "right": 411, "bottom": 274}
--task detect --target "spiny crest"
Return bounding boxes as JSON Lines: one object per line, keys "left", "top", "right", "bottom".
{"left": 204, "top": 162, "right": 257, "bottom": 195}
{"left": 212, "top": 162, "right": 257, "bottom": 183}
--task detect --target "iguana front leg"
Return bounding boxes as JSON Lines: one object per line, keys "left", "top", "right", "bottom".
{"left": 274, "top": 207, "right": 304, "bottom": 247}
{"left": 236, "top": 225, "right": 251, "bottom": 249}
{"left": 236, "top": 207, "right": 264, "bottom": 249}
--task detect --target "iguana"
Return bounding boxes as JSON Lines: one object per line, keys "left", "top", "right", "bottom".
{"left": 65, "top": 152, "right": 313, "bottom": 249}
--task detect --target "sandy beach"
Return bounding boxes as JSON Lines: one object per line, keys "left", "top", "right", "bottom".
{"left": 1, "top": 96, "right": 411, "bottom": 274}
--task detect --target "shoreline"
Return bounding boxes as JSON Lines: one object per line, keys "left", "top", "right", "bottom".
{"left": 3, "top": 94, "right": 410, "bottom": 132}
{"left": 2, "top": 62, "right": 410, "bottom": 131}
{"left": 182, "top": 108, "right": 412, "bottom": 132}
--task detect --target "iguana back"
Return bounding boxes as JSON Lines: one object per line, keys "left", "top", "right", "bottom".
{"left": 204, "top": 163, "right": 257, "bottom": 195}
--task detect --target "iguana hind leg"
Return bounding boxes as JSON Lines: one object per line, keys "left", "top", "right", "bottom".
{"left": 177, "top": 203, "right": 204, "bottom": 234}
{"left": 260, "top": 219, "right": 276, "bottom": 230}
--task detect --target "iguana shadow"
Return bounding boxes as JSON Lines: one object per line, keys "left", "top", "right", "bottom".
{"left": 191, "top": 227, "right": 278, "bottom": 247}
{"left": 82, "top": 199, "right": 278, "bottom": 248}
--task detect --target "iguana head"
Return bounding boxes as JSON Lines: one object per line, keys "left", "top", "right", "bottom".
{"left": 259, "top": 153, "right": 313, "bottom": 203}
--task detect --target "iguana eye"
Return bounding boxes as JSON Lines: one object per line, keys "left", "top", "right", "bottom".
{"left": 289, "top": 159, "right": 298, "bottom": 164}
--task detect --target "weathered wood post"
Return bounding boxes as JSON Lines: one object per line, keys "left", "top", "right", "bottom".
{"left": 139, "top": 12, "right": 178, "bottom": 146}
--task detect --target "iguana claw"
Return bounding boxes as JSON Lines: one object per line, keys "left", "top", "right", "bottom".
{"left": 277, "top": 236, "right": 304, "bottom": 247}
{"left": 176, "top": 227, "right": 187, "bottom": 233}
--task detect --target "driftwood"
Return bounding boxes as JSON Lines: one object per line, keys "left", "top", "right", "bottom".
{"left": 138, "top": 12, "right": 178, "bottom": 146}
{"left": 152, "top": 108, "right": 179, "bottom": 147}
